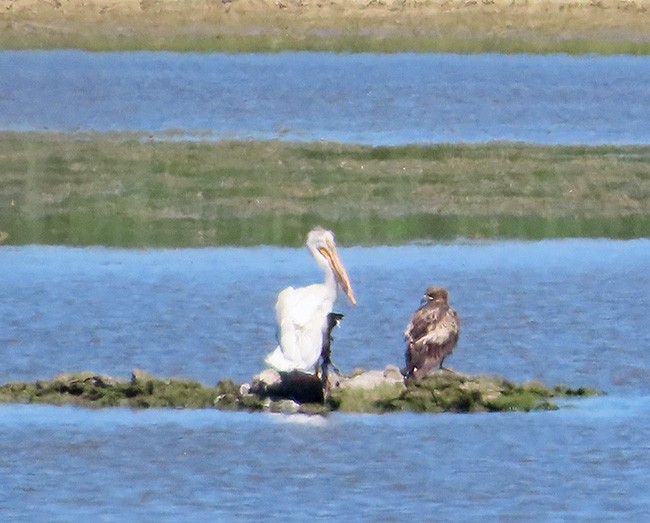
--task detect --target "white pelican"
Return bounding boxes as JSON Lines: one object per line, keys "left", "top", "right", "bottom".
{"left": 265, "top": 227, "right": 356, "bottom": 373}
{"left": 402, "top": 286, "right": 460, "bottom": 381}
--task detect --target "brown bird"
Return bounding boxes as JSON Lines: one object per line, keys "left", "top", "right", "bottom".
{"left": 402, "top": 286, "right": 460, "bottom": 381}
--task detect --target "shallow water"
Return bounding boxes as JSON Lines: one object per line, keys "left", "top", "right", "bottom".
{"left": 2, "top": 51, "right": 650, "bottom": 144}
{"left": 1, "top": 397, "right": 649, "bottom": 521}
{"left": 1, "top": 240, "right": 649, "bottom": 519}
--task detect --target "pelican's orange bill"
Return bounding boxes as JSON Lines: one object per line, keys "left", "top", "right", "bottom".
{"left": 319, "top": 242, "right": 356, "bottom": 305}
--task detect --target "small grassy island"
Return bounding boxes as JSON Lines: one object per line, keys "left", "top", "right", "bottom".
{"left": 2, "top": 134, "right": 649, "bottom": 246}
{"left": 0, "top": 368, "right": 601, "bottom": 415}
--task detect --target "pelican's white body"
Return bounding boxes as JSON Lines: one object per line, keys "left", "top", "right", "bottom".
{"left": 264, "top": 227, "right": 355, "bottom": 373}
{"left": 265, "top": 282, "right": 337, "bottom": 372}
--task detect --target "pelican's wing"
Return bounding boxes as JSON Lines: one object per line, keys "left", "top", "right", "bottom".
{"left": 271, "top": 283, "right": 332, "bottom": 371}
{"left": 275, "top": 284, "right": 330, "bottom": 328}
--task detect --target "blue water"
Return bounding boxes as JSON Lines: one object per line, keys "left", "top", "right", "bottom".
{"left": 1, "top": 240, "right": 649, "bottom": 520}
{"left": 2, "top": 51, "right": 650, "bottom": 144}
{"left": 1, "top": 398, "right": 649, "bottom": 521}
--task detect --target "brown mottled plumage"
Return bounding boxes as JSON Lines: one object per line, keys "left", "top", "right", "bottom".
{"left": 402, "top": 286, "right": 460, "bottom": 381}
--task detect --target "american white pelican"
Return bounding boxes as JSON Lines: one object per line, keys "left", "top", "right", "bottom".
{"left": 403, "top": 286, "right": 460, "bottom": 381}
{"left": 265, "top": 227, "right": 356, "bottom": 373}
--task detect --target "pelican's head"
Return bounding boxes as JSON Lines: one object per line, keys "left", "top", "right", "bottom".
{"left": 422, "top": 286, "right": 449, "bottom": 305}
{"left": 307, "top": 226, "right": 357, "bottom": 305}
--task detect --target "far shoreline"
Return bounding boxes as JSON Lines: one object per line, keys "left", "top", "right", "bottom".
{"left": 1, "top": 0, "right": 649, "bottom": 54}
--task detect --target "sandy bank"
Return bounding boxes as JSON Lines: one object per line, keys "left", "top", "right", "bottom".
{"left": 2, "top": 0, "right": 649, "bottom": 52}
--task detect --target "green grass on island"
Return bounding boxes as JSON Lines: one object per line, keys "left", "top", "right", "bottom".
{"left": 0, "top": 370, "right": 602, "bottom": 414}
{"left": 0, "top": 132, "right": 648, "bottom": 246}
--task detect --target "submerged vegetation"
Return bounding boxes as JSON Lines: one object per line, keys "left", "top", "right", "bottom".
{"left": 1, "top": 133, "right": 648, "bottom": 246}
{"left": 0, "top": 369, "right": 601, "bottom": 414}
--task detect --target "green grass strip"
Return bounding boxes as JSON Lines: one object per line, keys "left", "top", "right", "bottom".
{"left": 1, "top": 132, "right": 648, "bottom": 246}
